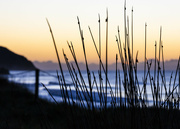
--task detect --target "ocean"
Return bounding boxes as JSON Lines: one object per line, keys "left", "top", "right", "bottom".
{"left": 6, "top": 69, "right": 179, "bottom": 107}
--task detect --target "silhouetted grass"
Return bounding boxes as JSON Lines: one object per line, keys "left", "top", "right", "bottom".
{"left": 0, "top": 72, "right": 180, "bottom": 129}
{"left": 44, "top": 1, "right": 180, "bottom": 129}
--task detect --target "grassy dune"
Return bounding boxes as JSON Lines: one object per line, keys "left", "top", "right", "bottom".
{"left": 0, "top": 78, "right": 180, "bottom": 129}
{"left": 0, "top": 78, "right": 70, "bottom": 129}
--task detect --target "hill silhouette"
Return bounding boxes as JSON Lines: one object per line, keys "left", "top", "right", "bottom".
{"left": 33, "top": 59, "right": 179, "bottom": 71}
{"left": 0, "top": 46, "right": 36, "bottom": 70}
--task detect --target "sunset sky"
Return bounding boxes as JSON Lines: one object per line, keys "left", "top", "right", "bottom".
{"left": 0, "top": 0, "right": 179, "bottom": 64}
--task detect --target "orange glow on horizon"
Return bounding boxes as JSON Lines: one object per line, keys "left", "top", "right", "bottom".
{"left": 0, "top": 0, "right": 179, "bottom": 64}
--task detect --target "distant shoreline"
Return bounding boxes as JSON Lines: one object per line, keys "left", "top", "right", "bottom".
{"left": 33, "top": 59, "right": 179, "bottom": 71}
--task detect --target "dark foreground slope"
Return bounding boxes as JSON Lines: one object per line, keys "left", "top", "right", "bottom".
{"left": 0, "top": 78, "right": 180, "bottom": 129}
{"left": 0, "top": 78, "right": 72, "bottom": 129}
{"left": 0, "top": 46, "right": 36, "bottom": 70}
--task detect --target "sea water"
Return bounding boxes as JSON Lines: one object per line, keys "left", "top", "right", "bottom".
{"left": 7, "top": 70, "right": 179, "bottom": 106}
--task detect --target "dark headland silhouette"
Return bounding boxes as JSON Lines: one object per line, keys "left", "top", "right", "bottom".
{"left": 0, "top": 46, "right": 36, "bottom": 70}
